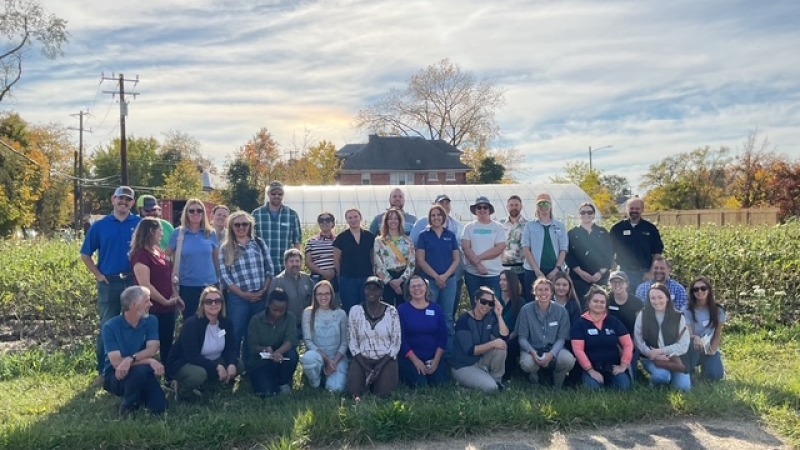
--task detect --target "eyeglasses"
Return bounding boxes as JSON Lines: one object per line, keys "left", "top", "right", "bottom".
{"left": 692, "top": 286, "right": 708, "bottom": 293}
{"left": 537, "top": 201, "right": 551, "bottom": 208}
{"left": 187, "top": 208, "right": 204, "bottom": 214}
{"left": 579, "top": 210, "right": 594, "bottom": 215}
{"left": 478, "top": 298, "right": 495, "bottom": 307}
{"left": 233, "top": 222, "right": 250, "bottom": 228}
{"left": 203, "top": 298, "right": 222, "bottom": 305}
{"left": 318, "top": 217, "right": 334, "bottom": 224}
{"left": 475, "top": 205, "right": 490, "bottom": 211}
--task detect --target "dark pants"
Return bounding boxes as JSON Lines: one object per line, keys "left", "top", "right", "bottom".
{"left": 248, "top": 348, "right": 299, "bottom": 397}
{"left": 398, "top": 357, "right": 449, "bottom": 387}
{"left": 339, "top": 276, "right": 368, "bottom": 314}
{"left": 104, "top": 365, "right": 166, "bottom": 414}
{"left": 96, "top": 278, "right": 133, "bottom": 373}
{"left": 153, "top": 312, "right": 176, "bottom": 364}
{"left": 503, "top": 336, "right": 521, "bottom": 381}
{"left": 347, "top": 357, "right": 399, "bottom": 397}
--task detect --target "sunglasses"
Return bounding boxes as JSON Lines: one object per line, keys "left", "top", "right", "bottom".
{"left": 233, "top": 222, "right": 250, "bottom": 228}
{"left": 187, "top": 208, "right": 204, "bottom": 214}
{"left": 537, "top": 201, "right": 551, "bottom": 208}
{"left": 692, "top": 286, "right": 708, "bottom": 293}
{"left": 475, "top": 205, "right": 490, "bottom": 211}
{"left": 579, "top": 210, "right": 594, "bottom": 215}
{"left": 478, "top": 298, "right": 495, "bottom": 307}
{"left": 269, "top": 192, "right": 284, "bottom": 197}
{"left": 203, "top": 298, "right": 222, "bottom": 305}
{"left": 318, "top": 217, "right": 334, "bottom": 224}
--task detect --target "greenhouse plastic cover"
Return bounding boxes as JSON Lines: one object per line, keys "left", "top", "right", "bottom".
{"left": 277, "top": 184, "right": 596, "bottom": 227}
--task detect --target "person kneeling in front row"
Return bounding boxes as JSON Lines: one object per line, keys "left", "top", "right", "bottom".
{"left": 246, "top": 288, "right": 299, "bottom": 398}
{"left": 102, "top": 285, "right": 166, "bottom": 416}
{"left": 450, "top": 287, "right": 510, "bottom": 392}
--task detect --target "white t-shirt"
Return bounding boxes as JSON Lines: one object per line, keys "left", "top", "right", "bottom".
{"left": 461, "top": 220, "right": 506, "bottom": 277}
{"left": 201, "top": 323, "right": 225, "bottom": 361}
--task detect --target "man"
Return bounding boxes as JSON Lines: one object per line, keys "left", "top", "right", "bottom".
{"left": 270, "top": 249, "right": 314, "bottom": 336}
{"left": 521, "top": 193, "right": 568, "bottom": 302}
{"left": 610, "top": 198, "right": 664, "bottom": 286}
{"left": 137, "top": 194, "right": 174, "bottom": 250}
{"left": 81, "top": 186, "right": 142, "bottom": 374}
{"left": 369, "top": 188, "right": 417, "bottom": 236}
{"left": 499, "top": 195, "right": 528, "bottom": 277}
{"left": 634, "top": 257, "right": 689, "bottom": 311}
{"left": 305, "top": 211, "right": 337, "bottom": 291}
{"left": 101, "top": 285, "right": 166, "bottom": 416}
{"left": 461, "top": 196, "right": 506, "bottom": 303}
{"left": 252, "top": 181, "right": 302, "bottom": 274}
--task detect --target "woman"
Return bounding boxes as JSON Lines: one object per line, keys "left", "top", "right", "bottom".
{"left": 347, "top": 277, "right": 401, "bottom": 398}
{"left": 684, "top": 276, "right": 726, "bottom": 381}
{"left": 416, "top": 204, "right": 461, "bottom": 334}
{"left": 374, "top": 208, "right": 416, "bottom": 306}
{"left": 570, "top": 286, "right": 633, "bottom": 390}
{"left": 634, "top": 283, "right": 691, "bottom": 391}
{"left": 498, "top": 269, "right": 523, "bottom": 381}
{"left": 333, "top": 208, "right": 375, "bottom": 313}
{"left": 567, "top": 202, "right": 613, "bottom": 302}
{"left": 553, "top": 271, "right": 582, "bottom": 325}
{"left": 218, "top": 211, "right": 274, "bottom": 357}
{"left": 130, "top": 217, "right": 183, "bottom": 362}
{"left": 300, "top": 280, "right": 349, "bottom": 392}
{"left": 211, "top": 205, "right": 230, "bottom": 237}
{"left": 166, "top": 287, "right": 238, "bottom": 401}
{"left": 246, "top": 288, "right": 299, "bottom": 398}
{"left": 397, "top": 276, "right": 448, "bottom": 387}
{"left": 167, "top": 199, "right": 220, "bottom": 318}
{"left": 607, "top": 270, "right": 643, "bottom": 378}
{"left": 450, "top": 287, "right": 510, "bottom": 392}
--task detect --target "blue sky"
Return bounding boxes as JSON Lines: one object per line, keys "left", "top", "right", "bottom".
{"left": 6, "top": 0, "right": 800, "bottom": 193}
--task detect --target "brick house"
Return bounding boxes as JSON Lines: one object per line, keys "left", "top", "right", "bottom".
{"left": 336, "top": 135, "right": 471, "bottom": 185}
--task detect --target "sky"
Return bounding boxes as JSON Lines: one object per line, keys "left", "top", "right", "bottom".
{"left": 5, "top": 0, "right": 800, "bottom": 194}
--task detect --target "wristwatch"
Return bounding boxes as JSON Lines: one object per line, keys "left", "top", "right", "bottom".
{"left": 130, "top": 354, "right": 137, "bottom": 363}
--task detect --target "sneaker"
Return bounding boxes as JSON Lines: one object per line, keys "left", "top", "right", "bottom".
{"left": 278, "top": 384, "right": 292, "bottom": 396}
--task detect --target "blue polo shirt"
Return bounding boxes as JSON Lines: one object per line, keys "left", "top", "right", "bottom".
{"left": 80, "top": 213, "right": 141, "bottom": 277}
{"left": 101, "top": 314, "right": 158, "bottom": 374}
{"left": 416, "top": 228, "right": 459, "bottom": 276}
{"left": 169, "top": 228, "right": 219, "bottom": 286}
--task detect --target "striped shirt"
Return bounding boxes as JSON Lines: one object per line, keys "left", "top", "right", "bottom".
{"left": 219, "top": 239, "right": 273, "bottom": 292}
{"left": 305, "top": 233, "right": 335, "bottom": 273}
{"left": 251, "top": 204, "right": 302, "bottom": 274}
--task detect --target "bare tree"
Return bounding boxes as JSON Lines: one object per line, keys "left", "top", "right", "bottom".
{"left": 0, "top": 0, "right": 67, "bottom": 102}
{"left": 357, "top": 59, "right": 504, "bottom": 149}
{"left": 733, "top": 128, "right": 778, "bottom": 208}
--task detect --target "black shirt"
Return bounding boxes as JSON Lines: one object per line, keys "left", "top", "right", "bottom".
{"left": 333, "top": 229, "right": 375, "bottom": 278}
{"left": 567, "top": 224, "right": 614, "bottom": 275}
{"left": 609, "top": 219, "right": 664, "bottom": 271}
{"left": 607, "top": 294, "right": 643, "bottom": 335}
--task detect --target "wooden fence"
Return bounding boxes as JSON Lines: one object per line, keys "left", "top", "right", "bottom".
{"left": 642, "top": 208, "right": 780, "bottom": 226}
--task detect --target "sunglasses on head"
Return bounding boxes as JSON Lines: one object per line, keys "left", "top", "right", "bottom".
{"left": 579, "top": 210, "right": 594, "bottom": 215}
{"left": 692, "top": 285, "right": 708, "bottom": 293}
{"left": 233, "top": 222, "right": 250, "bottom": 228}
{"left": 478, "top": 298, "right": 495, "bottom": 307}
{"left": 187, "top": 208, "right": 204, "bottom": 214}
{"left": 203, "top": 298, "right": 222, "bottom": 305}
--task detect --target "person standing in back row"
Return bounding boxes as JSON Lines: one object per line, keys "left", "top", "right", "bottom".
{"left": 370, "top": 188, "right": 417, "bottom": 236}
{"left": 252, "top": 181, "right": 303, "bottom": 275}
{"left": 610, "top": 198, "right": 663, "bottom": 286}
{"left": 521, "top": 193, "right": 568, "bottom": 302}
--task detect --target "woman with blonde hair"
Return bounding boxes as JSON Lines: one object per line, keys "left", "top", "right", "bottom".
{"left": 374, "top": 208, "right": 416, "bottom": 306}
{"left": 166, "top": 287, "right": 238, "bottom": 401}
{"left": 167, "top": 199, "right": 219, "bottom": 318}
{"left": 299, "top": 280, "right": 349, "bottom": 392}
{"left": 218, "top": 210, "right": 274, "bottom": 357}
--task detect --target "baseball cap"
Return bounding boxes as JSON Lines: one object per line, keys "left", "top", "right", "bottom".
{"left": 365, "top": 276, "right": 385, "bottom": 289}
{"left": 609, "top": 270, "right": 629, "bottom": 283}
{"left": 434, "top": 194, "right": 451, "bottom": 204}
{"left": 113, "top": 186, "right": 135, "bottom": 200}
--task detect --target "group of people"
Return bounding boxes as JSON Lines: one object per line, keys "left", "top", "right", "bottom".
{"left": 81, "top": 183, "right": 726, "bottom": 416}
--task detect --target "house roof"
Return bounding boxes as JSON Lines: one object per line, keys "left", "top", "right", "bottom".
{"left": 337, "top": 135, "right": 471, "bottom": 172}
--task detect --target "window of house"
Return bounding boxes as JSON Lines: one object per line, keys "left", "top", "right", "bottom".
{"left": 446, "top": 172, "right": 456, "bottom": 182}
{"left": 390, "top": 172, "right": 415, "bottom": 185}
{"left": 428, "top": 172, "right": 439, "bottom": 182}
{"left": 361, "top": 172, "right": 370, "bottom": 185}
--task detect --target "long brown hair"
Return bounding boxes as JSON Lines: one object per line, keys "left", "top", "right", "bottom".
{"left": 552, "top": 271, "right": 581, "bottom": 312}
{"left": 500, "top": 269, "right": 523, "bottom": 317}
{"left": 641, "top": 282, "right": 683, "bottom": 345}
{"left": 307, "top": 280, "right": 338, "bottom": 338}
{"left": 130, "top": 217, "right": 161, "bottom": 257}
{"left": 380, "top": 208, "right": 405, "bottom": 238}
{"left": 687, "top": 275, "right": 720, "bottom": 330}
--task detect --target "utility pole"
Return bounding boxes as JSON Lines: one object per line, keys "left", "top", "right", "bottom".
{"left": 588, "top": 144, "right": 613, "bottom": 172}
{"left": 70, "top": 111, "right": 89, "bottom": 232}
{"left": 101, "top": 73, "right": 139, "bottom": 186}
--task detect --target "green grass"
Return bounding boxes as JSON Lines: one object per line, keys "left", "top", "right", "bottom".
{"left": 1, "top": 329, "right": 798, "bottom": 450}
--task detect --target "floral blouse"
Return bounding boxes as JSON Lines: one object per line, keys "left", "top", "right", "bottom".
{"left": 373, "top": 235, "right": 416, "bottom": 283}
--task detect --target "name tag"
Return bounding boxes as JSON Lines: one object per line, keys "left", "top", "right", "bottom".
{"left": 670, "top": 294, "right": 676, "bottom": 300}
{"left": 217, "top": 329, "right": 226, "bottom": 338}
{"left": 588, "top": 329, "right": 599, "bottom": 335}
{"left": 548, "top": 321, "right": 558, "bottom": 327}
{"left": 609, "top": 306, "right": 620, "bottom": 311}
{"left": 623, "top": 230, "right": 632, "bottom": 236}
{"left": 425, "top": 309, "right": 435, "bottom": 316}
{"left": 605, "top": 329, "right": 615, "bottom": 335}
{"left": 701, "top": 320, "right": 710, "bottom": 327}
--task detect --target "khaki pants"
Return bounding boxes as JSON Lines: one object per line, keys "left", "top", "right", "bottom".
{"left": 519, "top": 350, "right": 575, "bottom": 388}
{"left": 451, "top": 348, "right": 506, "bottom": 392}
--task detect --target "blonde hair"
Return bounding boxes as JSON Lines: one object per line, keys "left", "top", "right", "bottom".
{"left": 221, "top": 210, "right": 256, "bottom": 267}
{"left": 196, "top": 286, "right": 227, "bottom": 319}
{"left": 179, "top": 198, "right": 214, "bottom": 238}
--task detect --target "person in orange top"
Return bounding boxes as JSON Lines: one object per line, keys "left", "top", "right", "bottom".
{"left": 570, "top": 286, "right": 633, "bottom": 390}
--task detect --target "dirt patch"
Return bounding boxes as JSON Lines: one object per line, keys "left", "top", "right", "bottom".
{"left": 0, "top": 319, "right": 94, "bottom": 354}
{"left": 327, "top": 419, "right": 788, "bottom": 450}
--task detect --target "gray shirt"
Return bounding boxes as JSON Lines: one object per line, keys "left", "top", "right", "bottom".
{"left": 515, "top": 301, "right": 570, "bottom": 356}
{"left": 271, "top": 271, "right": 314, "bottom": 322}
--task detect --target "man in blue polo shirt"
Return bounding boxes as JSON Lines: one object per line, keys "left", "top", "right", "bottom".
{"left": 81, "top": 186, "right": 142, "bottom": 374}
{"left": 102, "top": 285, "right": 166, "bottom": 416}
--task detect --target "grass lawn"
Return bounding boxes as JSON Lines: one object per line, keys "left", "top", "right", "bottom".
{"left": 1, "top": 326, "right": 798, "bottom": 450}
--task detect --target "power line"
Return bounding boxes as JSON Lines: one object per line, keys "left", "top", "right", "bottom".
{"left": 101, "top": 72, "right": 140, "bottom": 185}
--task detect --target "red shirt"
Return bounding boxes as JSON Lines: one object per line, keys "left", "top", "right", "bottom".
{"left": 131, "top": 248, "right": 175, "bottom": 314}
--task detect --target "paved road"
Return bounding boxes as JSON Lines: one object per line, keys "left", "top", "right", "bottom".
{"left": 324, "top": 419, "right": 788, "bottom": 449}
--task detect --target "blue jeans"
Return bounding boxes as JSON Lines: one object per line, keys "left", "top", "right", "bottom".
{"left": 227, "top": 292, "right": 267, "bottom": 360}
{"left": 104, "top": 365, "right": 166, "bottom": 414}
{"left": 427, "top": 275, "right": 458, "bottom": 334}
{"left": 690, "top": 350, "right": 725, "bottom": 381}
{"left": 179, "top": 285, "right": 209, "bottom": 319}
{"left": 398, "top": 356, "right": 449, "bottom": 387}
{"left": 642, "top": 359, "right": 691, "bottom": 391}
{"left": 463, "top": 272, "right": 501, "bottom": 307}
{"left": 582, "top": 370, "right": 632, "bottom": 391}
{"left": 249, "top": 348, "right": 299, "bottom": 397}
{"left": 96, "top": 279, "right": 133, "bottom": 373}
{"left": 339, "top": 276, "right": 367, "bottom": 314}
